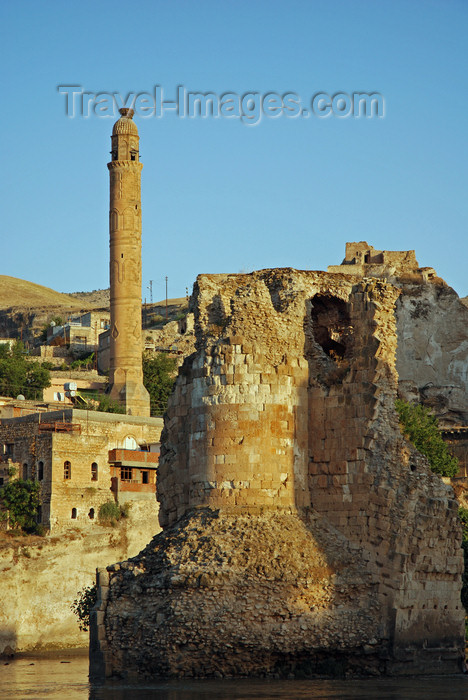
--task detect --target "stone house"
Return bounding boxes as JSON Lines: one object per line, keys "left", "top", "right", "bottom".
{"left": 97, "top": 314, "right": 195, "bottom": 374}
{"left": 0, "top": 409, "right": 162, "bottom": 532}
{"left": 46, "top": 310, "right": 110, "bottom": 354}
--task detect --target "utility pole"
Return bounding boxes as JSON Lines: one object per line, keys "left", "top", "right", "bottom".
{"left": 165, "top": 276, "right": 168, "bottom": 320}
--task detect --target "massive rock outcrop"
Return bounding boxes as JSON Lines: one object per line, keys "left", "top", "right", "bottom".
{"left": 328, "top": 242, "right": 468, "bottom": 425}
{"left": 90, "top": 269, "right": 464, "bottom": 679}
{"left": 395, "top": 281, "right": 468, "bottom": 425}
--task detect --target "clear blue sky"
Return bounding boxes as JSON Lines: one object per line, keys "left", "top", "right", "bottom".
{"left": 1, "top": 0, "right": 467, "bottom": 301}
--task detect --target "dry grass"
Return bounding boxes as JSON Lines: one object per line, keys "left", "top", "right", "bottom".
{"left": 0, "top": 276, "right": 110, "bottom": 312}
{"left": 0, "top": 276, "right": 78, "bottom": 310}
{"left": 0, "top": 276, "right": 190, "bottom": 331}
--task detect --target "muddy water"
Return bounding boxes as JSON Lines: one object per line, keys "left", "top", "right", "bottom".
{"left": 1, "top": 653, "right": 468, "bottom": 700}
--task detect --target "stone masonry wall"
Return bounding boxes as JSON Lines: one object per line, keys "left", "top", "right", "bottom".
{"left": 92, "top": 269, "right": 464, "bottom": 679}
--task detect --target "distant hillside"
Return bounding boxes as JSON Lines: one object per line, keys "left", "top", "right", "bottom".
{"left": 0, "top": 277, "right": 109, "bottom": 342}
{"left": 68, "top": 288, "right": 110, "bottom": 307}
{"left": 0, "top": 276, "right": 79, "bottom": 310}
{"left": 0, "top": 276, "right": 189, "bottom": 342}
{"left": 461, "top": 296, "right": 468, "bottom": 309}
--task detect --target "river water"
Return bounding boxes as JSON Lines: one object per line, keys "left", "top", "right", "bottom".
{"left": 1, "top": 653, "right": 468, "bottom": 700}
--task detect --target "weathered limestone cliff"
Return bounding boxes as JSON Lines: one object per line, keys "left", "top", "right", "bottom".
{"left": 0, "top": 502, "right": 160, "bottom": 654}
{"left": 91, "top": 269, "right": 464, "bottom": 679}
{"left": 395, "top": 281, "right": 468, "bottom": 425}
{"left": 327, "top": 242, "right": 468, "bottom": 425}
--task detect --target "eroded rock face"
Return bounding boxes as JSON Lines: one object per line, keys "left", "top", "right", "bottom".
{"left": 91, "top": 269, "right": 464, "bottom": 680}
{"left": 395, "top": 282, "right": 468, "bottom": 425}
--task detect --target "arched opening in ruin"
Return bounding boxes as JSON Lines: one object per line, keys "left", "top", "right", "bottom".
{"left": 71, "top": 508, "right": 77, "bottom": 519}
{"left": 310, "top": 294, "right": 353, "bottom": 363}
{"left": 88, "top": 508, "right": 95, "bottom": 520}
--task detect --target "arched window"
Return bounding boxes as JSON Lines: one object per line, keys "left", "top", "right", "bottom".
{"left": 110, "top": 209, "right": 119, "bottom": 231}
{"left": 91, "top": 462, "right": 98, "bottom": 481}
{"left": 123, "top": 436, "right": 138, "bottom": 450}
{"left": 38, "top": 461, "right": 44, "bottom": 481}
{"left": 88, "top": 508, "right": 95, "bottom": 520}
{"left": 23, "top": 463, "right": 28, "bottom": 480}
{"left": 64, "top": 461, "right": 71, "bottom": 480}
{"left": 71, "top": 508, "right": 77, "bottom": 519}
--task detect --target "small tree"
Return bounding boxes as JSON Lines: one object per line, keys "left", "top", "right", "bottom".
{"left": 0, "top": 478, "right": 41, "bottom": 533}
{"left": 70, "top": 584, "right": 98, "bottom": 631}
{"left": 395, "top": 399, "right": 459, "bottom": 478}
{"left": 0, "top": 341, "right": 51, "bottom": 400}
{"left": 143, "top": 352, "right": 177, "bottom": 416}
{"left": 97, "top": 500, "right": 129, "bottom": 526}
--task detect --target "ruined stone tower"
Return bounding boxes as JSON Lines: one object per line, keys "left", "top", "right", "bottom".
{"left": 107, "top": 108, "right": 150, "bottom": 416}
{"left": 91, "top": 270, "right": 464, "bottom": 680}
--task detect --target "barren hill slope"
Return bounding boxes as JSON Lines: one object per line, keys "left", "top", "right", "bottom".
{"left": 0, "top": 276, "right": 77, "bottom": 310}
{"left": 0, "top": 277, "right": 110, "bottom": 342}
{"left": 0, "top": 276, "right": 188, "bottom": 342}
{"left": 0, "top": 276, "right": 109, "bottom": 311}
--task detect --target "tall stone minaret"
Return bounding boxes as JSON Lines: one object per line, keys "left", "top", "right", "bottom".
{"left": 107, "top": 108, "right": 150, "bottom": 416}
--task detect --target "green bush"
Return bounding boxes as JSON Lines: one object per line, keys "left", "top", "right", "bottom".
{"left": 395, "top": 399, "right": 459, "bottom": 478}
{"left": 70, "top": 584, "right": 97, "bottom": 632}
{"left": 143, "top": 352, "right": 177, "bottom": 416}
{"left": 41, "top": 361, "right": 55, "bottom": 371}
{"left": 70, "top": 352, "right": 95, "bottom": 370}
{"left": 98, "top": 500, "right": 121, "bottom": 526}
{"left": 97, "top": 500, "right": 129, "bottom": 526}
{"left": 0, "top": 341, "right": 51, "bottom": 400}
{"left": 96, "top": 395, "right": 125, "bottom": 414}
{"left": 0, "top": 478, "right": 42, "bottom": 533}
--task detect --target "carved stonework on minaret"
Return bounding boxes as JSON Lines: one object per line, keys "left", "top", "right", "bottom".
{"left": 107, "top": 108, "right": 150, "bottom": 416}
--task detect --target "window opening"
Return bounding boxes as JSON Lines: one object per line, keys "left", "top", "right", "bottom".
{"left": 64, "top": 461, "right": 71, "bottom": 480}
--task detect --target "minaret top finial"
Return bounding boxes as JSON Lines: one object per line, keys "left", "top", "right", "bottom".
{"left": 119, "top": 108, "right": 134, "bottom": 119}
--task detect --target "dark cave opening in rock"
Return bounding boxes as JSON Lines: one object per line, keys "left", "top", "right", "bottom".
{"left": 310, "top": 294, "right": 353, "bottom": 362}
